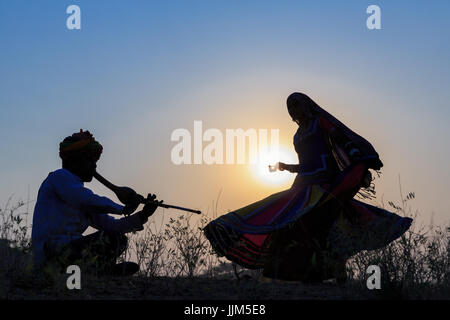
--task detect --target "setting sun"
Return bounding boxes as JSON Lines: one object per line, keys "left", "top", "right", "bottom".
{"left": 250, "top": 145, "right": 298, "bottom": 186}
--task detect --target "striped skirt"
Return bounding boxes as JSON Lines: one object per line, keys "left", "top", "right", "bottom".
{"left": 204, "top": 163, "right": 412, "bottom": 270}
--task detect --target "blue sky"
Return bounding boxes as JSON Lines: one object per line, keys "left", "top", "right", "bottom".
{"left": 0, "top": 1, "right": 449, "bottom": 225}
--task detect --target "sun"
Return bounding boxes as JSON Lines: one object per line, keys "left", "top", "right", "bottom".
{"left": 250, "top": 145, "right": 298, "bottom": 186}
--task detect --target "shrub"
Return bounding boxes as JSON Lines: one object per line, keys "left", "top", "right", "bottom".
{"left": 346, "top": 185, "right": 450, "bottom": 299}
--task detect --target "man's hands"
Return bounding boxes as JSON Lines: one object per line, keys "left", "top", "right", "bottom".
{"left": 122, "top": 202, "right": 139, "bottom": 216}
{"left": 138, "top": 194, "right": 163, "bottom": 223}
{"left": 120, "top": 190, "right": 163, "bottom": 224}
{"left": 121, "top": 191, "right": 145, "bottom": 216}
{"left": 116, "top": 185, "right": 163, "bottom": 224}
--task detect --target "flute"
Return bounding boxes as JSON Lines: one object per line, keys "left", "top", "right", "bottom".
{"left": 94, "top": 171, "right": 201, "bottom": 215}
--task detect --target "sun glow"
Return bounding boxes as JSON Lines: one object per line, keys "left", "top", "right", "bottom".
{"left": 251, "top": 145, "right": 298, "bottom": 186}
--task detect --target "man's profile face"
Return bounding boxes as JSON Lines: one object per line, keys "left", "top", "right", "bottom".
{"left": 67, "top": 154, "right": 98, "bottom": 182}
{"left": 79, "top": 156, "right": 97, "bottom": 182}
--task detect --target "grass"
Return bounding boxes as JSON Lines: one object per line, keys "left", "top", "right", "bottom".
{"left": 0, "top": 185, "right": 449, "bottom": 300}
{"left": 346, "top": 188, "right": 450, "bottom": 299}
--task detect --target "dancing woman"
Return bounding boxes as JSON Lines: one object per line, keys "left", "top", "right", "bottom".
{"left": 204, "top": 92, "right": 412, "bottom": 283}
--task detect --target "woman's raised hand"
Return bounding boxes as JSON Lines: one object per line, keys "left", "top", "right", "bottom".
{"left": 277, "top": 162, "right": 286, "bottom": 171}
{"left": 268, "top": 162, "right": 286, "bottom": 172}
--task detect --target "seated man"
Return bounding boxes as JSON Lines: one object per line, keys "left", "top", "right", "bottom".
{"left": 31, "top": 129, "right": 158, "bottom": 276}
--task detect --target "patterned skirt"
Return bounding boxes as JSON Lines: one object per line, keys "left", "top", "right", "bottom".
{"left": 203, "top": 162, "right": 412, "bottom": 273}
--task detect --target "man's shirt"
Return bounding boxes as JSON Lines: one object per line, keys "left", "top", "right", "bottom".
{"left": 31, "top": 168, "right": 144, "bottom": 266}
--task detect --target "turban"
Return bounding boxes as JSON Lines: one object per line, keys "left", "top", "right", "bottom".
{"left": 59, "top": 129, "right": 103, "bottom": 161}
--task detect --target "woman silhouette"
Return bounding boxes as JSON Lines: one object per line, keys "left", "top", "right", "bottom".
{"left": 204, "top": 93, "right": 412, "bottom": 283}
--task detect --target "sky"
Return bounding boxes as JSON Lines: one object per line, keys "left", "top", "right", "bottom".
{"left": 0, "top": 0, "right": 449, "bottom": 228}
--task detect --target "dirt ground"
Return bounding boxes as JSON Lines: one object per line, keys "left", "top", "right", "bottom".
{"left": 3, "top": 274, "right": 398, "bottom": 300}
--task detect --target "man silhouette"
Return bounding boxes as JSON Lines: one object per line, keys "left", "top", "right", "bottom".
{"left": 31, "top": 129, "right": 158, "bottom": 276}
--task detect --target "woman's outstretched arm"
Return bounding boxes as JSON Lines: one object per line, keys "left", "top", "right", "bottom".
{"left": 278, "top": 162, "right": 299, "bottom": 173}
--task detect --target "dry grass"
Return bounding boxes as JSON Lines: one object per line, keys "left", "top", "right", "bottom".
{"left": 1, "top": 185, "right": 449, "bottom": 300}
{"left": 346, "top": 188, "right": 450, "bottom": 299}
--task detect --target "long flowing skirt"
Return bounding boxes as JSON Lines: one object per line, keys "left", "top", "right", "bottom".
{"left": 204, "top": 162, "right": 412, "bottom": 277}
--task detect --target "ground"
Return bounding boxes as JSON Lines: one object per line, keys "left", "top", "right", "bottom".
{"left": 1, "top": 274, "right": 432, "bottom": 300}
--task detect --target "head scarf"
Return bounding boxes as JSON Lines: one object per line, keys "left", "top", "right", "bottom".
{"left": 287, "top": 92, "right": 383, "bottom": 170}
{"left": 59, "top": 129, "right": 103, "bottom": 161}
{"left": 287, "top": 93, "right": 320, "bottom": 120}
